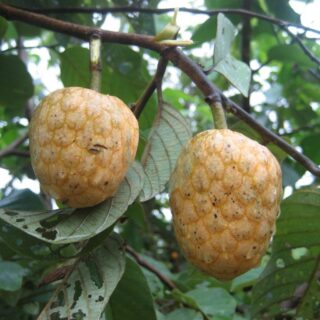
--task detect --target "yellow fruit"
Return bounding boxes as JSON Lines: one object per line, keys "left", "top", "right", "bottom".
{"left": 169, "top": 129, "right": 282, "bottom": 280}
{"left": 29, "top": 87, "right": 139, "bottom": 208}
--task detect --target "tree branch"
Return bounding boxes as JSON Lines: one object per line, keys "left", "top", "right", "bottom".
{"left": 125, "top": 245, "right": 176, "bottom": 290}
{"left": 0, "top": 132, "right": 29, "bottom": 159}
{"left": 0, "top": 4, "right": 162, "bottom": 51}
{"left": 281, "top": 25, "right": 320, "bottom": 66}
{"left": 0, "top": 4, "right": 319, "bottom": 176}
{"left": 133, "top": 57, "right": 169, "bottom": 118}
{"left": 17, "top": 6, "right": 320, "bottom": 36}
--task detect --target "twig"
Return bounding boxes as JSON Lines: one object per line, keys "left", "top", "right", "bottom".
{"left": 281, "top": 25, "right": 320, "bottom": 66}
{"left": 241, "top": 0, "right": 252, "bottom": 113}
{"left": 165, "top": 51, "right": 320, "bottom": 177}
{"left": 39, "top": 265, "right": 73, "bottom": 287}
{"left": 0, "top": 132, "right": 29, "bottom": 159}
{"left": 90, "top": 33, "right": 102, "bottom": 92}
{"left": 125, "top": 245, "right": 176, "bottom": 290}
{"left": 308, "top": 68, "right": 320, "bottom": 81}
{"left": 252, "top": 58, "right": 272, "bottom": 74}
{"left": 17, "top": 6, "right": 320, "bottom": 36}
{"left": 133, "top": 57, "right": 169, "bottom": 118}
{"left": 205, "top": 94, "right": 227, "bottom": 129}
{"left": 0, "top": 4, "right": 162, "bottom": 51}
{"left": 0, "top": 4, "right": 319, "bottom": 177}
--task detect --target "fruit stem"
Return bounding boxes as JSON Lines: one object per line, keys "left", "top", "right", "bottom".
{"left": 90, "top": 33, "right": 102, "bottom": 92}
{"left": 210, "top": 101, "right": 228, "bottom": 129}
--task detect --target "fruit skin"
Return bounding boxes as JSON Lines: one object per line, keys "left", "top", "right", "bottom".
{"left": 169, "top": 129, "right": 282, "bottom": 280}
{"left": 29, "top": 87, "right": 139, "bottom": 208}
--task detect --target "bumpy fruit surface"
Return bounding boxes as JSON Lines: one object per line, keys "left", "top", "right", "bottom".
{"left": 29, "top": 87, "right": 139, "bottom": 208}
{"left": 169, "top": 129, "right": 282, "bottom": 280}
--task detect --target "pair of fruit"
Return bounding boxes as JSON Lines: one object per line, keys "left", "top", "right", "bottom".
{"left": 30, "top": 87, "right": 282, "bottom": 280}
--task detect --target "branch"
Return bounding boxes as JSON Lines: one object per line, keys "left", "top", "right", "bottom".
{"left": 0, "top": 132, "right": 29, "bottom": 159}
{"left": 282, "top": 25, "right": 320, "bottom": 66}
{"left": 18, "top": 6, "right": 320, "bottom": 36}
{"left": 125, "top": 245, "right": 176, "bottom": 290}
{"left": 39, "top": 265, "right": 73, "bottom": 287}
{"left": 0, "top": 4, "right": 319, "bottom": 177}
{"left": 0, "top": 4, "right": 162, "bottom": 52}
{"left": 166, "top": 53, "right": 320, "bottom": 177}
{"left": 133, "top": 57, "right": 169, "bottom": 118}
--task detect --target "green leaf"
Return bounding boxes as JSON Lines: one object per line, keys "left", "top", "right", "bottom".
{"left": 60, "top": 45, "right": 150, "bottom": 105}
{"left": 175, "top": 265, "right": 229, "bottom": 292}
{"left": 184, "top": 286, "right": 237, "bottom": 318}
{"left": 38, "top": 234, "right": 125, "bottom": 320}
{"left": 192, "top": 17, "right": 217, "bottom": 44}
{"left": 212, "top": 14, "right": 251, "bottom": 96}
{"left": 140, "top": 103, "right": 192, "bottom": 202}
{"left": 215, "top": 55, "right": 251, "bottom": 97}
{"left": 60, "top": 46, "right": 90, "bottom": 88}
{"left": 0, "top": 261, "right": 26, "bottom": 291}
{"left": 0, "top": 163, "right": 144, "bottom": 244}
{"left": 230, "top": 265, "right": 265, "bottom": 292}
{"left": 164, "top": 308, "right": 203, "bottom": 320}
{"left": 251, "top": 190, "right": 320, "bottom": 319}
{"left": 0, "top": 16, "right": 8, "bottom": 39}
{"left": 0, "top": 219, "right": 57, "bottom": 260}
{"left": 108, "top": 258, "right": 157, "bottom": 320}
{"left": 214, "top": 13, "right": 236, "bottom": 64}
{"left": 0, "top": 189, "right": 44, "bottom": 211}
{"left": 268, "top": 44, "right": 315, "bottom": 68}
{"left": 0, "top": 189, "right": 77, "bottom": 260}
{"left": 0, "top": 55, "right": 34, "bottom": 111}
{"left": 265, "top": 0, "right": 300, "bottom": 22}
{"left": 102, "top": 44, "right": 150, "bottom": 104}
{"left": 122, "top": 203, "right": 147, "bottom": 251}
{"left": 301, "top": 133, "right": 320, "bottom": 163}
{"left": 281, "top": 161, "right": 301, "bottom": 187}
